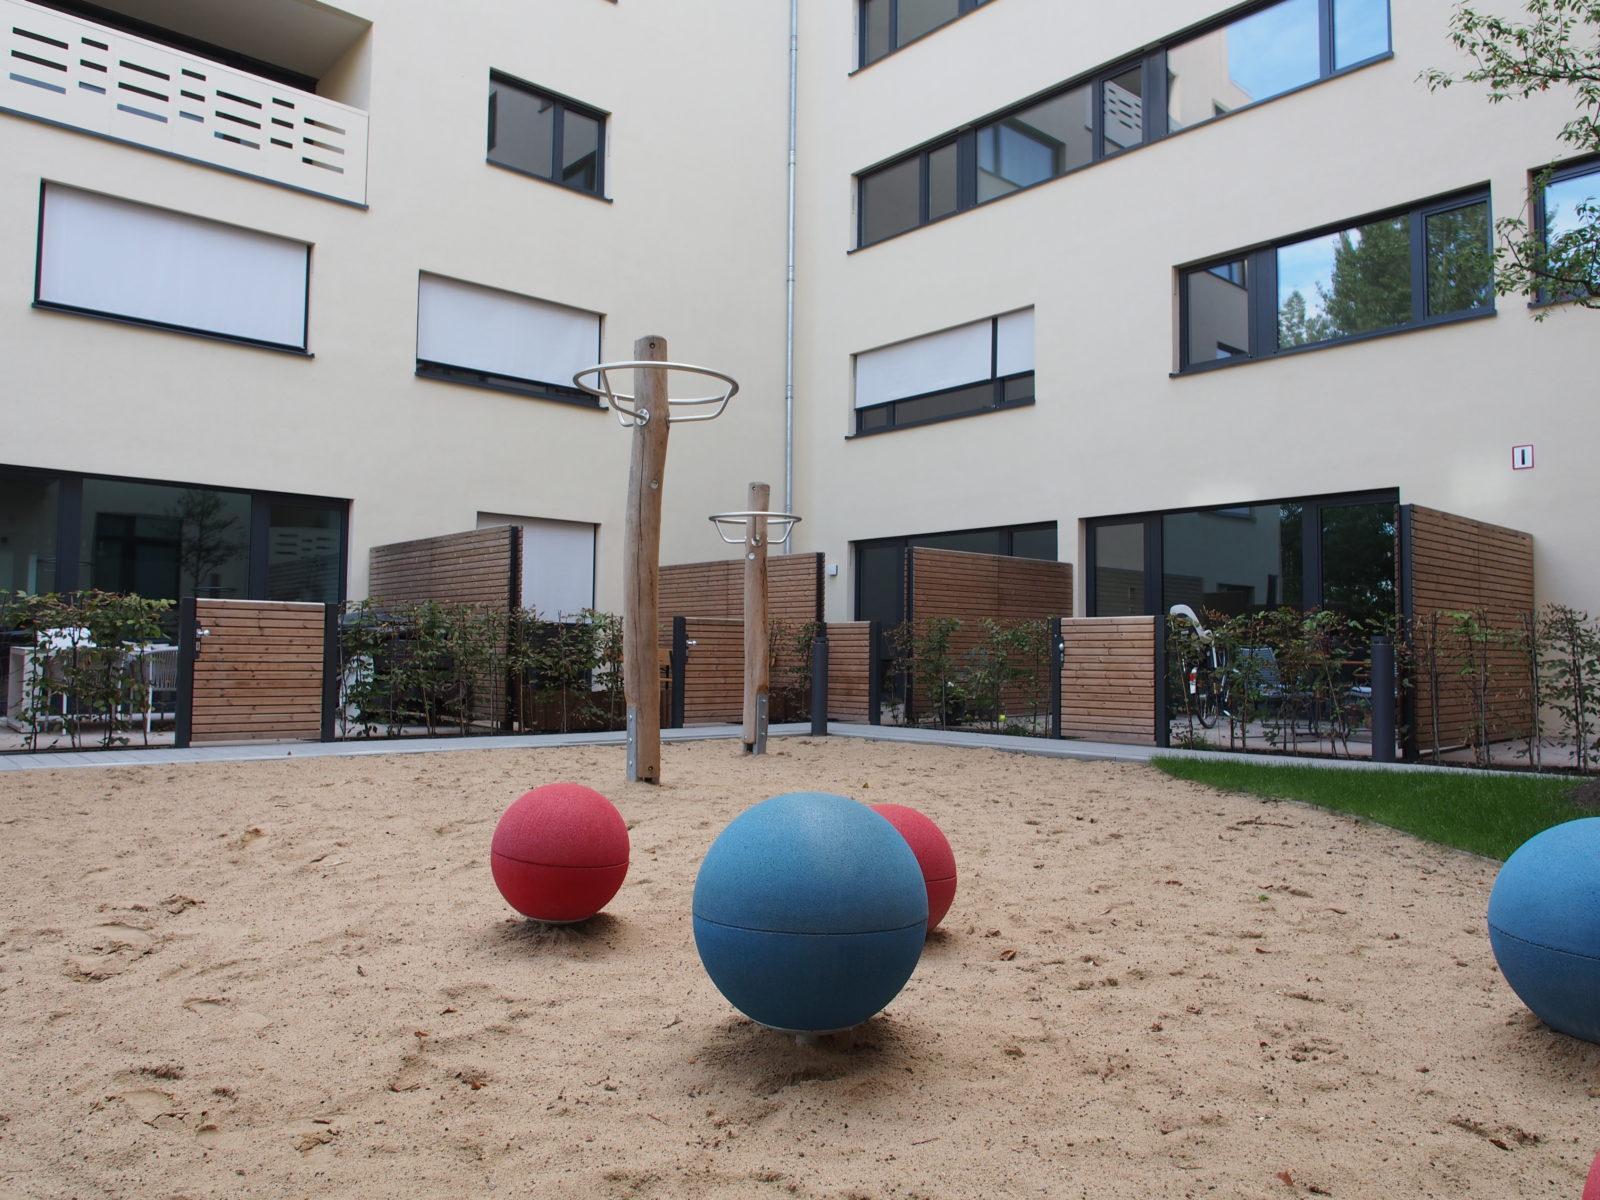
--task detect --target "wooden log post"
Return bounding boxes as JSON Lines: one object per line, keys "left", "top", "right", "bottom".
{"left": 624, "top": 335, "right": 670, "bottom": 783}
{"left": 743, "top": 481, "right": 771, "bottom": 753}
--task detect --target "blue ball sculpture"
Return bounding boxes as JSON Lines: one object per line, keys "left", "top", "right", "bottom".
{"left": 1487, "top": 817, "right": 1600, "bottom": 1045}
{"left": 693, "top": 792, "right": 929, "bottom": 1036}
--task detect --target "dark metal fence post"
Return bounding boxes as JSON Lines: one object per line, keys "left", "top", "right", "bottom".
{"left": 867, "top": 620, "right": 882, "bottom": 725}
{"left": 174, "top": 596, "right": 197, "bottom": 749}
{"left": 1050, "top": 617, "right": 1064, "bottom": 740}
{"left": 810, "top": 634, "right": 829, "bottom": 735}
{"left": 320, "top": 603, "right": 340, "bottom": 742}
{"left": 1370, "top": 636, "right": 1395, "bottom": 763}
{"left": 670, "top": 616, "right": 687, "bottom": 730}
{"left": 1154, "top": 612, "right": 1170, "bottom": 748}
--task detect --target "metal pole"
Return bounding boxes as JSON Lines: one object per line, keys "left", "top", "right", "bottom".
{"left": 783, "top": 0, "right": 798, "bottom": 533}
{"left": 1370, "top": 636, "right": 1395, "bottom": 763}
{"left": 1050, "top": 617, "right": 1065, "bottom": 741}
{"left": 810, "top": 633, "right": 829, "bottom": 736}
{"left": 743, "top": 482, "right": 771, "bottom": 753}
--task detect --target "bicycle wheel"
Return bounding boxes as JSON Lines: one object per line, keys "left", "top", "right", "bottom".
{"left": 1194, "top": 685, "right": 1219, "bottom": 728}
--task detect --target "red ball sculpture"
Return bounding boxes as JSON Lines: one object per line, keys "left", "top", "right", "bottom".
{"left": 491, "top": 783, "right": 629, "bottom": 923}
{"left": 871, "top": 802, "right": 957, "bottom": 932}
{"left": 1584, "top": 1146, "right": 1600, "bottom": 1200}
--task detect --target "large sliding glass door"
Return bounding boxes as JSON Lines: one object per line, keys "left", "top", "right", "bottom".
{"left": 0, "top": 466, "right": 347, "bottom": 606}
{"left": 1088, "top": 491, "right": 1396, "bottom": 623}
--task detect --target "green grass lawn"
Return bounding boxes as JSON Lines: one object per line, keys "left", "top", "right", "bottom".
{"left": 1151, "top": 757, "right": 1596, "bottom": 861}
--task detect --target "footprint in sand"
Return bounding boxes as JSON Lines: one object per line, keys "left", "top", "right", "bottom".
{"left": 117, "top": 1087, "right": 182, "bottom": 1126}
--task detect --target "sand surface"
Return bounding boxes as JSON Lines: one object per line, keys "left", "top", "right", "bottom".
{"left": 1, "top": 736, "right": 1597, "bottom": 1199}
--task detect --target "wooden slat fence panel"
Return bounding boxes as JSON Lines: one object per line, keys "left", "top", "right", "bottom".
{"left": 660, "top": 553, "right": 823, "bottom": 625}
{"left": 906, "top": 547, "right": 1072, "bottom": 723}
{"left": 1406, "top": 506, "right": 1535, "bottom": 754}
{"left": 825, "top": 621, "right": 873, "bottom": 723}
{"left": 1059, "top": 616, "right": 1157, "bottom": 744}
{"left": 369, "top": 526, "right": 519, "bottom": 608}
{"left": 367, "top": 526, "right": 519, "bottom": 728}
{"left": 190, "top": 599, "right": 325, "bottom": 744}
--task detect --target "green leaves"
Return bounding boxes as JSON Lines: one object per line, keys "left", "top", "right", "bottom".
{"left": 1424, "top": 1, "right": 1600, "bottom": 312}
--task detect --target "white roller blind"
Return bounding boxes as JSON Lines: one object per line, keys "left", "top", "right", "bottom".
{"left": 418, "top": 274, "right": 600, "bottom": 387}
{"left": 478, "top": 514, "right": 596, "bottom": 618}
{"left": 854, "top": 318, "right": 993, "bottom": 409}
{"left": 37, "top": 184, "right": 309, "bottom": 349}
{"left": 995, "top": 308, "right": 1035, "bottom": 377}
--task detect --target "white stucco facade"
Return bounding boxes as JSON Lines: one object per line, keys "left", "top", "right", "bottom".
{"left": 2, "top": 0, "right": 1594, "bottom": 621}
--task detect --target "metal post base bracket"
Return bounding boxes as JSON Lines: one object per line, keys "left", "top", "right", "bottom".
{"left": 745, "top": 693, "right": 769, "bottom": 755}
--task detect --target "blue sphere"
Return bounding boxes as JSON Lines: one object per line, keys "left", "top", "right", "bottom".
{"left": 693, "top": 792, "right": 929, "bottom": 1035}
{"left": 1488, "top": 817, "right": 1600, "bottom": 1045}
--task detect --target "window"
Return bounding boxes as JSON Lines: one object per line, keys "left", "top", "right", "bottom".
{"left": 859, "top": 0, "right": 993, "bottom": 68}
{"left": 416, "top": 273, "right": 602, "bottom": 406}
{"left": 856, "top": 0, "right": 1390, "bottom": 246}
{"left": 487, "top": 73, "right": 605, "bottom": 197}
{"left": 478, "top": 513, "right": 596, "bottom": 617}
{"left": 853, "top": 309, "right": 1033, "bottom": 434}
{"left": 1179, "top": 190, "right": 1491, "bottom": 371}
{"left": 1087, "top": 492, "right": 1396, "bottom": 627}
{"left": 34, "top": 184, "right": 310, "bottom": 351}
{"left": 0, "top": 465, "right": 346, "bottom": 604}
{"left": 1167, "top": 0, "right": 1388, "bottom": 133}
{"left": 1535, "top": 156, "right": 1600, "bottom": 304}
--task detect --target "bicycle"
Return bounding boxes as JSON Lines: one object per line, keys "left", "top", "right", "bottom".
{"left": 1168, "top": 604, "right": 1227, "bottom": 729}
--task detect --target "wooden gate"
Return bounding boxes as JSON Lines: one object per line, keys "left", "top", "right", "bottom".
{"left": 176, "top": 599, "right": 332, "bottom": 746}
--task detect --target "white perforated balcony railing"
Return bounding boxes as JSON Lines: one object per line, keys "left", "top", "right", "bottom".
{"left": 3, "top": 0, "right": 368, "bottom": 206}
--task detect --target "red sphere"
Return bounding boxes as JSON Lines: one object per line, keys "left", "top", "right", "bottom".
{"left": 1584, "top": 1147, "right": 1600, "bottom": 1200}
{"left": 491, "top": 783, "right": 629, "bottom": 923}
{"left": 871, "top": 802, "right": 957, "bottom": 932}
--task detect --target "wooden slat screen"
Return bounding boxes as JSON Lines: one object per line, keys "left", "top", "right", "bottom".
{"left": 825, "top": 621, "right": 874, "bottom": 723}
{"left": 368, "top": 525, "right": 519, "bottom": 608}
{"left": 1406, "top": 505, "right": 1535, "bottom": 753}
{"left": 909, "top": 548, "right": 1073, "bottom": 623}
{"left": 190, "top": 599, "right": 325, "bottom": 744}
{"left": 1058, "top": 616, "right": 1157, "bottom": 745}
{"left": 906, "top": 547, "right": 1072, "bottom": 720}
{"left": 660, "top": 553, "right": 823, "bottom": 624}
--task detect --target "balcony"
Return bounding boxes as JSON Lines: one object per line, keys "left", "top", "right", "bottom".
{"left": 3, "top": 0, "right": 368, "bottom": 205}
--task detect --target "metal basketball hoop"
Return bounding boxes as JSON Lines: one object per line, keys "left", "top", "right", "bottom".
{"left": 709, "top": 510, "right": 800, "bottom": 549}
{"left": 572, "top": 360, "right": 739, "bottom": 427}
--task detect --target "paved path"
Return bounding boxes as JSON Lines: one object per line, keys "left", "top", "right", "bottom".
{"left": 0, "top": 723, "right": 1475, "bottom": 774}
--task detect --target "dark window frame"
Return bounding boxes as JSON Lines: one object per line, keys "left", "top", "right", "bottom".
{"left": 1533, "top": 153, "right": 1600, "bottom": 306}
{"left": 855, "top": 0, "right": 1391, "bottom": 248}
{"left": 0, "top": 462, "right": 348, "bottom": 605}
{"left": 487, "top": 71, "right": 608, "bottom": 199}
{"left": 414, "top": 361, "right": 603, "bottom": 410}
{"left": 1084, "top": 488, "right": 1398, "bottom": 619}
{"left": 857, "top": 0, "right": 994, "bottom": 70}
{"left": 32, "top": 182, "right": 314, "bottom": 356}
{"left": 413, "top": 273, "right": 606, "bottom": 409}
{"left": 1177, "top": 187, "right": 1494, "bottom": 375}
{"left": 853, "top": 371, "right": 1033, "bottom": 436}
{"left": 851, "top": 312, "right": 1033, "bottom": 436}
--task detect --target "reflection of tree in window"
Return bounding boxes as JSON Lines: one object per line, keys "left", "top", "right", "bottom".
{"left": 1540, "top": 168, "right": 1599, "bottom": 302}
{"left": 172, "top": 490, "right": 246, "bottom": 599}
{"left": 1321, "top": 503, "right": 1396, "bottom": 628}
{"left": 1277, "top": 216, "right": 1411, "bottom": 347}
{"left": 1425, "top": 202, "right": 1491, "bottom": 316}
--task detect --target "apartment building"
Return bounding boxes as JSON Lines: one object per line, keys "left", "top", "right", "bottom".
{"left": 1, "top": 0, "right": 791, "bottom": 615}
{"left": 3, "top": 0, "right": 1595, "bottom": 631}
